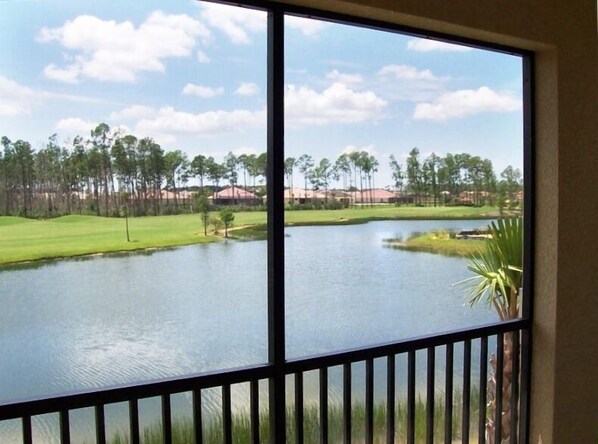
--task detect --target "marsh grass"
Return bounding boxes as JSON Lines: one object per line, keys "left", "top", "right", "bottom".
{"left": 384, "top": 230, "right": 485, "bottom": 258}
{"left": 108, "top": 389, "right": 482, "bottom": 444}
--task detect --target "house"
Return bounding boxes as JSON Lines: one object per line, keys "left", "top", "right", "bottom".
{"left": 209, "top": 186, "right": 262, "bottom": 206}
{"left": 354, "top": 188, "right": 398, "bottom": 204}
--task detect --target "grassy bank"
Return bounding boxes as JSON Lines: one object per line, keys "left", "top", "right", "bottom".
{"left": 0, "top": 206, "right": 498, "bottom": 266}
{"left": 385, "top": 230, "right": 488, "bottom": 258}
{"left": 109, "top": 392, "right": 481, "bottom": 444}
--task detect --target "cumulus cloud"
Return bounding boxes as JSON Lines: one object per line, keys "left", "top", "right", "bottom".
{"left": 378, "top": 64, "right": 443, "bottom": 81}
{"left": 341, "top": 144, "right": 376, "bottom": 156}
{"left": 56, "top": 117, "right": 97, "bottom": 136}
{"left": 182, "top": 83, "right": 224, "bottom": 98}
{"left": 135, "top": 106, "right": 266, "bottom": 137}
{"left": 326, "top": 70, "right": 363, "bottom": 85}
{"left": 376, "top": 64, "right": 448, "bottom": 102}
{"left": 285, "top": 15, "right": 327, "bottom": 37}
{"left": 413, "top": 86, "right": 522, "bottom": 121}
{"left": 196, "top": 49, "right": 210, "bottom": 64}
{"left": 235, "top": 82, "right": 260, "bottom": 96}
{"left": 199, "top": 3, "right": 265, "bottom": 44}
{"left": 0, "top": 76, "right": 37, "bottom": 116}
{"left": 285, "top": 82, "right": 387, "bottom": 126}
{"left": 406, "top": 38, "right": 472, "bottom": 52}
{"left": 38, "top": 11, "right": 211, "bottom": 82}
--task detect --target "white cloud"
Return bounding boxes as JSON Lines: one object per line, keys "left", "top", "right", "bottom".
{"left": 135, "top": 106, "right": 266, "bottom": 137}
{"left": 378, "top": 64, "right": 443, "bottom": 81}
{"left": 406, "top": 38, "right": 472, "bottom": 52}
{"left": 413, "top": 86, "right": 522, "bottom": 121}
{"left": 200, "top": 3, "right": 265, "bottom": 44}
{"left": 0, "top": 76, "right": 37, "bottom": 116}
{"left": 56, "top": 117, "right": 97, "bottom": 137}
{"left": 285, "top": 82, "right": 387, "bottom": 126}
{"left": 342, "top": 144, "right": 376, "bottom": 156}
{"left": 235, "top": 82, "right": 260, "bottom": 96}
{"left": 285, "top": 15, "right": 327, "bottom": 37}
{"left": 182, "top": 83, "right": 224, "bottom": 98}
{"left": 196, "top": 49, "right": 210, "bottom": 64}
{"left": 376, "top": 64, "right": 449, "bottom": 102}
{"left": 326, "top": 70, "right": 363, "bottom": 85}
{"left": 110, "top": 105, "right": 157, "bottom": 121}
{"left": 38, "top": 11, "right": 211, "bottom": 82}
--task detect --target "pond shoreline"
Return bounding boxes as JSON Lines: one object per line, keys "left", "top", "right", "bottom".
{"left": 0, "top": 210, "right": 499, "bottom": 268}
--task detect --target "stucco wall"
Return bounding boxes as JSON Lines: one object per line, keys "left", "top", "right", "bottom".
{"left": 278, "top": 1, "right": 598, "bottom": 442}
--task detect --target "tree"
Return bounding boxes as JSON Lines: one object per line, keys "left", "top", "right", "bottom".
{"left": 459, "top": 218, "right": 523, "bottom": 443}
{"left": 219, "top": 207, "right": 235, "bottom": 238}
{"left": 406, "top": 147, "right": 422, "bottom": 205}
{"left": 297, "top": 154, "right": 314, "bottom": 198}
{"left": 224, "top": 152, "right": 238, "bottom": 191}
{"left": 195, "top": 193, "right": 211, "bottom": 236}
{"left": 335, "top": 154, "right": 351, "bottom": 192}
{"left": 389, "top": 155, "right": 404, "bottom": 198}
{"left": 191, "top": 154, "right": 208, "bottom": 195}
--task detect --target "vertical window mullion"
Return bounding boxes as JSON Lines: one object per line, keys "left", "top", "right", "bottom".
{"left": 267, "top": 6, "right": 286, "bottom": 444}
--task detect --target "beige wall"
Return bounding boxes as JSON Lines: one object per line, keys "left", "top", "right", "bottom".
{"left": 280, "top": 1, "right": 598, "bottom": 442}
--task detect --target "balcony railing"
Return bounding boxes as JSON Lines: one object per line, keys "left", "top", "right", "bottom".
{"left": 0, "top": 318, "right": 529, "bottom": 444}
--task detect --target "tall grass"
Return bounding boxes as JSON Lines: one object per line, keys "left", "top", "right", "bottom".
{"left": 108, "top": 389, "right": 482, "bottom": 444}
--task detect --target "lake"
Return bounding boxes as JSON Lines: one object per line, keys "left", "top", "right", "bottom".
{"left": 0, "top": 219, "right": 497, "bottom": 442}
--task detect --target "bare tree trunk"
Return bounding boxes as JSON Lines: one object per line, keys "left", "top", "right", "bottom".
{"left": 486, "top": 332, "right": 516, "bottom": 444}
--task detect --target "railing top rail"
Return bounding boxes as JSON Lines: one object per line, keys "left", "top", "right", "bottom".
{"left": 285, "top": 318, "right": 529, "bottom": 373}
{"left": 0, "top": 318, "right": 529, "bottom": 421}
{"left": 0, "top": 364, "right": 273, "bottom": 420}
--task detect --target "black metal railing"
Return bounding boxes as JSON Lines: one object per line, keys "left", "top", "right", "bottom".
{"left": 0, "top": 318, "right": 529, "bottom": 444}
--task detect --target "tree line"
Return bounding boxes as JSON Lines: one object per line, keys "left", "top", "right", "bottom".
{"left": 0, "top": 123, "right": 522, "bottom": 218}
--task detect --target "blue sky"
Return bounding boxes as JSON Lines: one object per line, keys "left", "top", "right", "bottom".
{"left": 0, "top": 0, "right": 523, "bottom": 187}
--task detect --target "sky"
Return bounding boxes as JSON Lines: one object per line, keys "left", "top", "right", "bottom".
{"left": 0, "top": 0, "right": 524, "bottom": 187}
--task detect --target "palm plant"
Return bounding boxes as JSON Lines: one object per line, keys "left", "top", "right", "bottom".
{"left": 459, "top": 217, "right": 523, "bottom": 443}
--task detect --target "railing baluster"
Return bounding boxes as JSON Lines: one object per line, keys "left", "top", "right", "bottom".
{"left": 510, "top": 331, "right": 521, "bottom": 444}
{"left": 462, "top": 339, "right": 471, "bottom": 444}
{"left": 22, "top": 415, "right": 32, "bottom": 444}
{"left": 59, "top": 410, "right": 70, "bottom": 444}
{"left": 444, "top": 343, "right": 454, "bottom": 444}
{"left": 295, "top": 372, "right": 304, "bottom": 444}
{"left": 387, "top": 354, "right": 395, "bottom": 444}
{"left": 343, "top": 363, "right": 352, "bottom": 444}
{"left": 193, "top": 389, "right": 203, "bottom": 444}
{"left": 162, "top": 394, "right": 172, "bottom": 444}
{"left": 426, "top": 347, "right": 435, "bottom": 444}
{"left": 479, "top": 336, "right": 488, "bottom": 444}
{"left": 95, "top": 404, "right": 106, "bottom": 444}
{"left": 365, "top": 358, "right": 374, "bottom": 444}
{"left": 319, "top": 367, "right": 328, "bottom": 444}
{"left": 494, "top": 333, "right": 505, "bottom": 444}
{"left": 222, "top": 384, "right": 232, "bottom": 444}
{"left": 129, "top": 399, "right": 140, "bottom": 444}
{"left": 407, "top": 350, "right": 416, "bottom": 444}
{"left": 250, "top": 379, "right": 260, "bottom": 444}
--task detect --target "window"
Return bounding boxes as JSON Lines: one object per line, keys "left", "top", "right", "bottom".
{"left": 0, "top": 1, "right": 532, "bottom": 443}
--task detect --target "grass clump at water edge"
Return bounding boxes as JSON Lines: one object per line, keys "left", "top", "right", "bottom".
{"left": 108, "top": 390, "right": 481, "bottom": 444}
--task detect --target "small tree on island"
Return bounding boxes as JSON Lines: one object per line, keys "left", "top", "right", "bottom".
{"left": 194, "top": 193, "right": 211, "bottom": 236}
{"left": 219, "top": 207, "right": 234, "bottom": 238}
{"left": 458, "top": 217, "right": 523, "bottom": 443}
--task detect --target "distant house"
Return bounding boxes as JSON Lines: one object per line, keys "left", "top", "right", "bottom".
{"left": 354, "top": 188, "right": 398, "bottom": 204}
{"left": 209, "top": 186, "right": 262, "bottom": 206}
{"left": 264, "top": 188, "right": 354, "bottom": 205}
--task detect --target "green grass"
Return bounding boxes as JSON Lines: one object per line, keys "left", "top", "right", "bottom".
{"left": 0, "top": 206, "right": 498, "bottom": 266}
{"left": 107, "top": 391, "right": 482, "bottom": 444}
{"left": 385, "top": 230, "right": 487, "bottom": 258}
